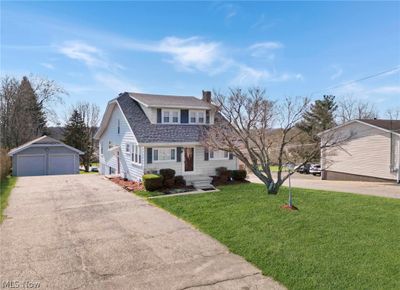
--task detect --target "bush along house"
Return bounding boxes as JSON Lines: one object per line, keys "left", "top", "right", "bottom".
{"left": 94, "top": 91, "right": 239, "bottom": 189}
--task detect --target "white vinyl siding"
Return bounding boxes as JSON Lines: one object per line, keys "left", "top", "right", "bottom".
{"left": 98, "top": 105, "right": 144, "bottom": 181}
{"left": 321, "top": 122, "right": 398, "bottom": 180}
{"left": 144, "top": 145, "right": 237, "bottom": 176}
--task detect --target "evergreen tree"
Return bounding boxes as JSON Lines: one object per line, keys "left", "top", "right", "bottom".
{"left": 297, "top": 95, "right": 337, "bottom": 141}
{"left": 63, "top": 110, "right": 88, "bottom": 153}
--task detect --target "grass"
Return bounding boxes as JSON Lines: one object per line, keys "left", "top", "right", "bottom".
{"left": 0, "top": 176, "right": 17, "bottom": 223}
{"left": 258, "top": 165, "right": 288, "bottom": 172}
{"left": 148, "top": 183, "right": 400, "bottom": 290}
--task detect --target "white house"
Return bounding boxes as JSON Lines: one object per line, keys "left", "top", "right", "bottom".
{"left": 319, "top": 119, "right": 400, "bottom": 183}
{"left": 94, "top": 91, "right": 238, "bottom": 187}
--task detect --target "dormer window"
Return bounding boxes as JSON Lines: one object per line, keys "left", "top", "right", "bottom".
{"left": 190, "top": 111, "right": 196, "bottom": 123}
{"left": 162, "top": 109, "right": 180, "bottom": 124}
{"left": 198, "top": 112, "right": 205, "bottom": 123}
{"left": 189, "top": 110, "right": 206, "bottom": 124}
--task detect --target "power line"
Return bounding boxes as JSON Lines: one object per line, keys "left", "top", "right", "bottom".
{"left": 310, "top": 65, "right": 400, "bottom": 96}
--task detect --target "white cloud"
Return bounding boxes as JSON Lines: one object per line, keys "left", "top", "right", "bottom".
{"left": 57, "top": 41, "right": 122, "bottom": 71}
{"left": 369, "top": 86, "right": 400, "bottom": 94}
{"left": 249, "top": 41, "right": 283, "bottom": 59}
{"left": 330, "top": 65, "right": 343, "bottom": 80}
{"left": 40, "top": 62, "right": 55, "bottom": 69}
{"left": 93, "top": 73, "right": 139, "bottom": 93}
{"left": 121, "top": 36, "right": 228, "bottom": 74}
{"left": 231, "top": 65, "right": 303, "bottom": 86}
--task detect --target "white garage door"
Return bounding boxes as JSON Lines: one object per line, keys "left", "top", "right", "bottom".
{"left": 17, "top": 155, "right": 46, "bottom": 176}
{"left": 48, "top": 154, "right": 75, "bottom": 175}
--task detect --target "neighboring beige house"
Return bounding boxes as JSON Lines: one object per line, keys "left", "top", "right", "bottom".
{"left": 319, "top": 119, "right": 400, "bottom": 183}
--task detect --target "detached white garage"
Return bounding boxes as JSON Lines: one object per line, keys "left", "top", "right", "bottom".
{"left": 8, "top": 136, "right": 84, "bottom": 177}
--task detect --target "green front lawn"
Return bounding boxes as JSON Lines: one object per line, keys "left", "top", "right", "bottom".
{"left": 0, "top": 176, "right": 17, "bottom": 223}
{"left": 149, "top": 183, "right": 400, "bottom": 290}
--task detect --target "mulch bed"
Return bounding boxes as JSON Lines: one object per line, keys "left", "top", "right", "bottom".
{"left": 109, "top": 177, "right": 144, "bottom": 191}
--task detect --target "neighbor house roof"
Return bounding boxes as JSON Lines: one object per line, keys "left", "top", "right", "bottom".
{"left": 318, "top": 119, "right": 400, "bottom": 137}
{"left": 359, "top": 119, "right": 400, "bottom": 133}
{"left": 8, "top": 135, "right": 84, "bottom": 156}
{"left": 128, "top": 92, "right": 213, "bottom": 109}
{"left": 117, "top": 93, "right": 207, "bottom": 143}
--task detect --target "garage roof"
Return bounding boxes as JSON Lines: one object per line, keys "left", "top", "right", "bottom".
{"left": 8, "top": 136, "right": 84, "bottom": 156}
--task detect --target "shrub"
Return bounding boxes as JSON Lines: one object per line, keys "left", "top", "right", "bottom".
{"left": 231, "top": 170, "right": 247, "bottom": 181}
{"left": 175, "top": 175, "right": 186, "bottom": 187}
{"left": 164, "top": 178, "right": 175, "bottom": 188}
{"left": 216, "top": 167, "right": 228, "bottom": 176}
{"left": 0, "top": 149, "right": 11, "bottom": 181}
{"left": 142, "top": 174, "right": 164, "bottom": 191}
{"left": 159, "top": 168, "right": 176, "bottom": 180}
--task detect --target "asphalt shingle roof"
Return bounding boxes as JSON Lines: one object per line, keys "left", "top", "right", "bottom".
{"left": 359, "top": 119, "right": 400, "bottom": 132}
{"left": 128, "top": 92, "right": 213, "bottom": 109}
{"left": 117, "top": 93, "right": 208, "bottom": 143}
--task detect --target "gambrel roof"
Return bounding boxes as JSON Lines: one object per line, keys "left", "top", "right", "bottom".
{"left": 95, "top": 92, "right": 211, "bottom": 144}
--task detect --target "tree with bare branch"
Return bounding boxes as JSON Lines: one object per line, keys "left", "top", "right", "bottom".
{"left": 337, "top": 96, "right": 378, "bottom": 124}
{"left": 202, "top": 88, "right": 349, "bottom": 195}
{"left": 386, "top": 107, "right": 400, "bottom": 120}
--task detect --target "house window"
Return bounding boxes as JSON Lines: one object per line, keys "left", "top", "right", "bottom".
{"left": 108, "top": 140, "right": 112, "bottom": 149}
{"left": 153, "top": 148, "right": 176, "bottom": 162}
{"left": 131, "top": 144, "right": 142, "bottom": 165}
{"left": 162, "top": 110, "right": 180, "bottom": 124}
{"left": 189, "top": 110, "right": 206, "bottom": 124}
{"left": 126, "top": 144, "right": 130, "bottom": 153}
{"left": 117, "top": 119, "right": 120, "bottom": 134}
{"left": 163, "top": 111, "right": 170, "bottom": 123}
{"left": 209, "top": 150, "right": 229, "bottom": 160}
{"left": 198, "top": 112, "right": 205, "bottom": 123}
{"left": 190, "top": 111, "right": 196, "bottom": 123}
{"left": 172, "top": 111, "right": 179, "bottom": 123}
{"left": 100, "top": 142, "right": 104, "bottom": 155}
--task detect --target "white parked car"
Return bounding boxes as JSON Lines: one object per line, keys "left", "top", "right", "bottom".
{"left": 309, "top": 164, "right": 321, "bottom": 176}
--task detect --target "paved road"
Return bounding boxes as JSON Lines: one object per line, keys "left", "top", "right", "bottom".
{"left": 248, "top": 173, "right": 400, "bottom": 199}
{"left": 0, "top": 175, "right": 284, "bottom": 290}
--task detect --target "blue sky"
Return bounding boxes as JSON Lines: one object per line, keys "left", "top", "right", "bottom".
{"left": 1, "top": 1, "right": 399, "bottom": 122}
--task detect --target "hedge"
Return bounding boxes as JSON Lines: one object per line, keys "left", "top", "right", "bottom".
{"left": 142, "top": 174, "right": 164, "bottom": 191}
{"left": 231, "top": 170, "right": 247, "bottom": 181}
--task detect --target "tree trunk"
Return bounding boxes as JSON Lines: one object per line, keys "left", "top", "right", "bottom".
{"left": 266, "top": 182, "right": 280, "bottom": 195}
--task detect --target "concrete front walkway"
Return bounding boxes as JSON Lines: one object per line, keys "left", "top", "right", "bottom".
{"left": 0, "top": 175, "right": 284, "bottom": 290}
{"left": 248, "top": 173, "right": 400, "bottom": 199}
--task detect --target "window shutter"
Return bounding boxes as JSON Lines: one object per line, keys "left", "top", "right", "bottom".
{"left": 206, "top": 111, "right": 210, "bottom": 124}
{"left": 157, "top": 109, "right": 162, "bottom": 123}
{"left": 204, "top": 148, "right": 209, "bottom": 161}
{"left": 229, "top": 152, "right": 234, "bottom": 160}
{"left": 177, "top": 147, "right": 182, "bottom": 162}
{"left": 181, "top": 110, "right": 189, "bottom": 123}
{"left": 147, "top": 148, "right": 152, "bottom": 164}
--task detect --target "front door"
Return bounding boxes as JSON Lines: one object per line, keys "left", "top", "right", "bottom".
{"left": 184, "top": 148, "right": 194, "bottom": 172}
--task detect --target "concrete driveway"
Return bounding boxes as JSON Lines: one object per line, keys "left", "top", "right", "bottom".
{"left": 0, "top": 175, "right": 284, "bottom": 290}
{"left": 248, "top": 173, "right": 400, "bottom": 199}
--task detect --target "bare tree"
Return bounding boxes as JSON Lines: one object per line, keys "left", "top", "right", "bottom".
{"left": 386, "top": 107, "right": 400, "bottom": 120}
{"left": 68, "top": 102, "right": 100, "bottom": 172}
{"left": 337, "top": 96, "right": 378, "bottom": 124}
{"left": 202, "top": 88, "right": 349, "bottom": 195}
{"left": 0, "top": 75, "right": 66, "bottom": 149}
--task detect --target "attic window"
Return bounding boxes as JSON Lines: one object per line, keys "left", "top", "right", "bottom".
{"left": 117, "top": 119, "right": 120, "bottom": 134}
{"left": 162, "top": 110, "right": 180, "bottom": 124}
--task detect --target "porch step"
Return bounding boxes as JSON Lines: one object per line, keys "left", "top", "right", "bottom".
{"left": 188, "top": 176, "right": 215, "bottom": 190}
